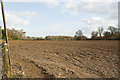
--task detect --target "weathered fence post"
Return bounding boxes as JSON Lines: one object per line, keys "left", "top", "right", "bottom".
{"left": 1, "top": 0, "right": 11, "bottom": 78}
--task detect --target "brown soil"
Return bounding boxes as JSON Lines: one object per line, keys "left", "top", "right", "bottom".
{"left": 9, "top": 40, "right": 119, "bottom": 78}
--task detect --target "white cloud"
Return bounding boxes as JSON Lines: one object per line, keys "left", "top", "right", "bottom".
{"left": 62, "top": 1, "right": 118, "bottom": 18}
{"left": 82, "top": 17, "right": 116, "bottom": 27}
{"left": 5, "top": 12, "right": 29, "bottom": 26}
{"left": 6, "top": 11, "right": 37, "bottom": 19}
{"left": 0, "top": 10, "right": 37, "bottom": 29}
{"left": 73, "top": 16, "right": 116, "bottom": 31}
{"left": 40, "top": 0, "right": 60, "bottom": 6}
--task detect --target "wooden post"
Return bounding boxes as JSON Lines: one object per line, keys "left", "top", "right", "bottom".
{"left": 1, "top": 0, "right": 11, "bottom": 78}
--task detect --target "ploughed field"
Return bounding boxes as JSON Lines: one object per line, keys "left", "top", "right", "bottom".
{"left": 9, "top": 40, "right": 119, "bottom": 78}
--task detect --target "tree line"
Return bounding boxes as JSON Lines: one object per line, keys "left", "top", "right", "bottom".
{"left": 74, "top": 26, "right": 120, "bottom": 40}
{"left": 2, "top": 28, "right": 26, "bottom": 40}
{"left": 1, "top": 26, "right": 120, "bottom": 40}
{"left": 91, "top": 26, "right": 120, "bottom": 40}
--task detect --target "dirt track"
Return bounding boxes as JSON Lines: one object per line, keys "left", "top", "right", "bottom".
{"left": 9, "top": 40, "right": 119, "bottom": 78}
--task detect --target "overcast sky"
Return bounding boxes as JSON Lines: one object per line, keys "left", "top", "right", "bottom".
{"left": 0, "top": 0, "right": 119, "bottom": 38}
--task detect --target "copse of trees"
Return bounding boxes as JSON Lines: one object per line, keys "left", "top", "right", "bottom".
{"left": 91, "top": 26, "right": 120, "bottom": 40}
{"left": 74, "top": 30, "right": 87, "bottom": 40}
{"left": 2, "top": 28, "right": 26, "bottom": 40}
{"left": 2, "top": 28, "right": 45, "bottom": 40}
{"left": 74, "top": 26, "right": 120, "bottom": 40}
{"left": 26, "top": 36, "right": 45, "bottom": 40}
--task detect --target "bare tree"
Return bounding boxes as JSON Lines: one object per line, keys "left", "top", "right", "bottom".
{"left": 75, "top": 30, "right": 83, "bottom": 37}
{"left": 108, "top": 26, "right": 117, "bottom": 35}
{"left": 98, "top": 27, "right": 104, "bottom": 38}
{"left": 91, "top": 31, "right": 98, "bottom": 39}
